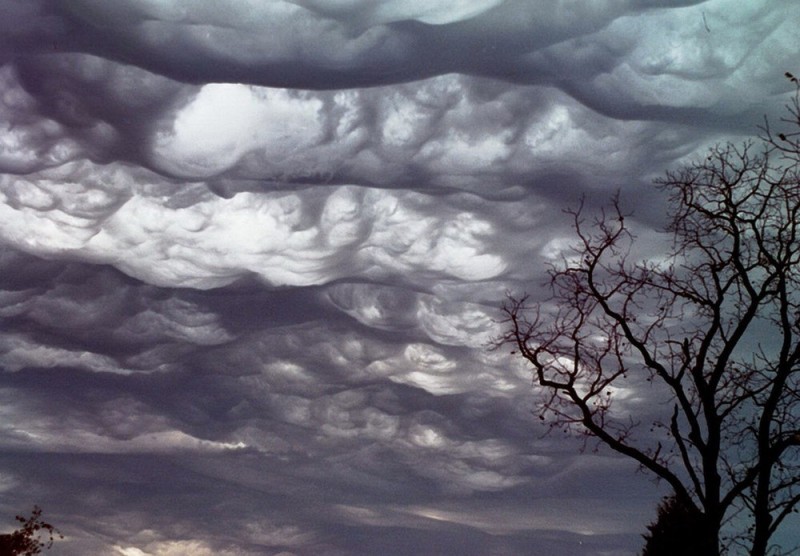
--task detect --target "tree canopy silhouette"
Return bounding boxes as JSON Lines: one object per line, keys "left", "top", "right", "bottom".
{"left": 641, "top": 494, "right": 710, "bottom": 556}
{"left": 502, "top": 74, "right": 800, "bottom": 555}
{"left": 0, "top": 506, "right": 61, "bottom": 556}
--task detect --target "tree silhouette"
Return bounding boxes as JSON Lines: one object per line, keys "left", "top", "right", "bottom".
{"left": 641, "top": 494, "right": 710, "bottom": 556}
{"left": 501, "top": 74, "right": 800, "bottom": 555}
{"left": 0, "top": 507, "right": 61, "bottom": 556}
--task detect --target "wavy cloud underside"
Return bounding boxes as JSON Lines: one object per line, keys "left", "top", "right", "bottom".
{"left": 0, "top": 1, "right": 798, "bottom": 554}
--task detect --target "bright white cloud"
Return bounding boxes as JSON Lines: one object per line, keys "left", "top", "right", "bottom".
{"left": 153, "top": 84, "right": 324, "bottom": 178}
{"left": 115, "top": 539, "right": 257, "bottom": 556}
{"left": 0, "top": 175, "right": 509, "bottom": 289}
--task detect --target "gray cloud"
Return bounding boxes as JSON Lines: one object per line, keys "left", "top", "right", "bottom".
{"left": 0, "top": 0, "right": 798, "bottom": 554}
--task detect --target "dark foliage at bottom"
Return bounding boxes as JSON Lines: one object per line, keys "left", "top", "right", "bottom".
{"left": 642, "top": 495, "right": 714, "bottom": 556}
{"left": 0, "top": 507, "right": 61, "bottom": 556}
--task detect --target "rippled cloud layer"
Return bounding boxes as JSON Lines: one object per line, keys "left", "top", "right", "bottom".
{"left": 0, "top": 1, "right": 798, "bottom": 554}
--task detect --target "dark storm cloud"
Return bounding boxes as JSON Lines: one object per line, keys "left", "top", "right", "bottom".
{"left": 0, "top": 0, "right": 798, "bottom": 554}
{"left": 0, "top": 243, "right": 655, "bottom": 554}
{"left": 19, "top": 0, "right": 774, "bottom": 99}
{"left": 3, "top": 0, "right": 796, "bottom": 187}
{"left": 5, "top": 55, "right": 705, "bottom": 194}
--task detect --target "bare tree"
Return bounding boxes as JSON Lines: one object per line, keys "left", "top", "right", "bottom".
{"left": 501, "top": 74, "right": 800, "bottom": 556}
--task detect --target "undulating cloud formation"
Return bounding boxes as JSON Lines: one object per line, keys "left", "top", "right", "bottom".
{"left": 0, "top": 1, "right": 798, "bottom": 554}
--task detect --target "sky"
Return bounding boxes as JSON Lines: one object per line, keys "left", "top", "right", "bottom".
{"left": 0, "top": 1, "right": 798, "bottom": 554}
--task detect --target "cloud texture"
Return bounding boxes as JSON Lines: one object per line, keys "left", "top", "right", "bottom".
{"left": 0, "top": 0, "right": 799, "bottom": 554}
